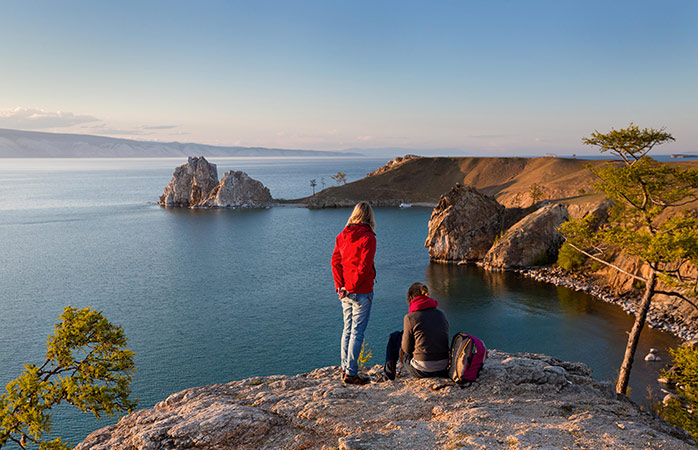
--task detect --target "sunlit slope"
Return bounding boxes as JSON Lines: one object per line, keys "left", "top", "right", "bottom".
{"left": 305, "top": 156, "right": 619, "bottom": 206}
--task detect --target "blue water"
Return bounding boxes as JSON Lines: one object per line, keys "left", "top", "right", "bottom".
{"left": 0, "top": 157, "right": 679, "bottom": 445}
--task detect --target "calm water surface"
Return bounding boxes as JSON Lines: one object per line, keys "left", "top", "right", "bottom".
{"left": 0, "top": 157, "right": 680, "bottom": 445}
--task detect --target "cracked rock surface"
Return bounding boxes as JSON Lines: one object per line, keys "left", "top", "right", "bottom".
{"left": 76, "top": 350, "right": 693, "bottom": 450}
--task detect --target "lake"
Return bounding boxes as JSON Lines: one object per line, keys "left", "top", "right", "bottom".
{"left": 0, "top": 157, "right": 680, "bottom": 445}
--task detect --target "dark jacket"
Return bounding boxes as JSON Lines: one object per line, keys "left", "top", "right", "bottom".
{"left": 331, "top": 223, "right": 376, "bottom": 294}
{"left": 401, "top": 296, "right": 449, "bottom": 361}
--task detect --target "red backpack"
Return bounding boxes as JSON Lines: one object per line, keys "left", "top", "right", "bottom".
{"left": 449, "top": 332, "right": 487, "bottom": 384}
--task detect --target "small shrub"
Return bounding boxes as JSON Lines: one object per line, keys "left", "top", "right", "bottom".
{"left": 358, "top": 341, "right": 373, "bottom": 368}
{"left": 556, "top": 242, "right": 586, "bottom": 271}
{"left": 634, "top": 280, "right": 646, "bottom": 290}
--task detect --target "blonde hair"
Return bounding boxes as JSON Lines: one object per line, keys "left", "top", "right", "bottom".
{"left": 346, "top": 201, "right": 376, "bottom": 231}
{"left": 406, "top": 282, "right": 429, "bottom": 303}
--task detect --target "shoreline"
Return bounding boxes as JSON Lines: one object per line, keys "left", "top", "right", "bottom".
{"left": 515, "top": 266, "right": 698, "bottom": 342}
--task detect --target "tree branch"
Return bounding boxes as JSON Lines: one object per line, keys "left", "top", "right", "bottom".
{"left": 654, "top": 290, "right": 698, "bottom": 311}
{"left": 565, "top": 241, "right": 647, "bottom": 283}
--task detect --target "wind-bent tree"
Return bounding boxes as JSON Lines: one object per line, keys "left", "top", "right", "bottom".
{"left": 560, "top": 124, "right": 698, "bottom": 395}
{"left": 331, "top": 172, "right": 347, "bottom": 185}
{"left": 0, "top": 306, "right": 137, "bottom": 449}
{"left": 310, "top": 179, "right": 317, "bottom": 195}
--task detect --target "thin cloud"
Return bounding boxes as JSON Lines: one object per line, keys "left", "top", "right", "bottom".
{"left": 83, "top": 124, "right": 150, "bottom": 136}
{"left": 0, "top": 107, "right": 99, "bottom": 129}
{"left": 142, "top": 125, "right": 178, "bottom": 130}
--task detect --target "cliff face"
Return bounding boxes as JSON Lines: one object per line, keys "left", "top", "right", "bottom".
{"left": 76, "top": 350, "right": 693, "bottom": 450}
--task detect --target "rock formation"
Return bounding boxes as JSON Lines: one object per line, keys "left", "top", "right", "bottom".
{"left": 482, "top": 203, "right": 570, "bottom": 270}
{"left": 201, "top": 170, "right": 273, "bottom": 208}
{"left": 366, "top": 154, "right": 421, "bottom": 177}
{"left": 159, "top": 156, "right": 220, "bottom": 207}
{"left": 158, "top": 157, "right": 273, "bottom": 208}
{"left": 424, "top": 185, "right": 529, "bottom": 263}
{"left": 76, "top": 350, "right": 694, "bottom": 450}
{"left": 425, "top": 186, "right": 505, "bottom": 262}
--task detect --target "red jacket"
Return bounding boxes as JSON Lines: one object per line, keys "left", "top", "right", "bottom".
{"left": 332, "top": 223, "right": 376, "bottom": 294}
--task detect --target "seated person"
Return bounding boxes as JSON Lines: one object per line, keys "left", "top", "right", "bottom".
{"left": 384, "top": 282, "right": 450, "bottom": 379}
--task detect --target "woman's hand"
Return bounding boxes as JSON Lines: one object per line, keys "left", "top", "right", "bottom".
{"left": 337, "top": 287, "right": 348, "bottom": 300}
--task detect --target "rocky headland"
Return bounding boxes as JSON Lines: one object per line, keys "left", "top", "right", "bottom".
{"left": 304, "top": 155, "right": 614, "bottom": 208}
{"left": 76, "top": 350, "right": 694, "bottom": 450}
{"left": 421, "top": 180, "right": 698, "bottom": 341}
{"left": 158, "top": 156, "right": 273, "bottom": 208}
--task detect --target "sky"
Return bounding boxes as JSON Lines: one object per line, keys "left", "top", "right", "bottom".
{"left": 0, "top": 0, "right": 696, "bottom": 156}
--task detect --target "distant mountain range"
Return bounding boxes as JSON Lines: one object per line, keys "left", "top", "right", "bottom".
{"left": 0, "top": 128, "right": 362, "bottom": 158}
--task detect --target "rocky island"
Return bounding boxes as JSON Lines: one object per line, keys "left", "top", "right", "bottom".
{"left": 158, "top": 156, "right": 273, "bottom": 208}
{"left": 76, "top": 350, "right": 694, "bottom": 449}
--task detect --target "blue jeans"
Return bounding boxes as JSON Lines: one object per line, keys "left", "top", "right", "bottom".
{"left": 340, "top": 293, "right": 373, "bottom": 377}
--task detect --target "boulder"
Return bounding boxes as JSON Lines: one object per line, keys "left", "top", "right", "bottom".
{"left": 482, "top": 203, "right": 569, "bottom": 269}
{"left": 158, "top": 156, "right": 219, "bottom": 207}
{"left": 201, "top": 170, "right": 273, "bottom": 208}
{"left": 425, "top": 185, "right": 506, "bottom": 262}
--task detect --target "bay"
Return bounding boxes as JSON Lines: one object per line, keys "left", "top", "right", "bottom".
{"left": 0, "top": 157, "right": 679, "bottom": 445}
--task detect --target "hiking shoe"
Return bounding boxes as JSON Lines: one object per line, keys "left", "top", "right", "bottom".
{"left": 339, "top": 368, "right": 346, "bottom": 380}
{"left": 343, "top": 374, "right": 370, "bottom": 385}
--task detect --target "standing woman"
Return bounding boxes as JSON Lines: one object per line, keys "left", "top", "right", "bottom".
{"left": 331, "top": 201, "right": 376, "bottom": 385}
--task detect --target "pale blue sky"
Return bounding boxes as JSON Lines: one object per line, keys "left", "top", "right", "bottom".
{"left": 1, "top": 1, "right": 696, "bottom": 155}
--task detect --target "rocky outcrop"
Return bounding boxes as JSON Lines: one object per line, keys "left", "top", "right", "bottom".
{"left": 424, "top": 185, "right": 529, "bottom": 263}
{"left": 158, "top": 156, "right": 220, "bottom": 207}
{"left": 366, "top": 154, "right": 421, "bottom": 177}
{"left": 201, "top": 171, "right": 273, "bottom": 208}
{"left": 425, "top": 186, "right": 505, "bottom": 262}
{"left": 482, "top": 203, "right": 569, "bottom": 269}
{"left": 158, "top": 157, "right": 273, "bottom": 208}
{"left": 76, "top": 350, "right": 694, "bottom": 450}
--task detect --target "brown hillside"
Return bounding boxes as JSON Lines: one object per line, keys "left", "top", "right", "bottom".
{"left": 303, "top": 156, "right": 698, "bottom": 208}
{"left": 303, "top": 156, "right": 605, "bottom": 207}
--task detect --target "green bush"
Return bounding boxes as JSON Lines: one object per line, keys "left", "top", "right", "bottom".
{"left": 556, "top": 242, "right": 587, "bottom": 271}
{"left": 660, "top": 345, "right": 698, "bottom": 439}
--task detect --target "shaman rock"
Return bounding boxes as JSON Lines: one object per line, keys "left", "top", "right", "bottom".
{"left": 158, "top": 156, "right": 219, "bottom": 207}
{"left": 202, "top": 170, "right": 273, "bottom": 208}
{"left": 482, "top": 203, "right": 569, "bottom": 269}
{"left": 425, "top": 185, "right": 506, "bottom": 262}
